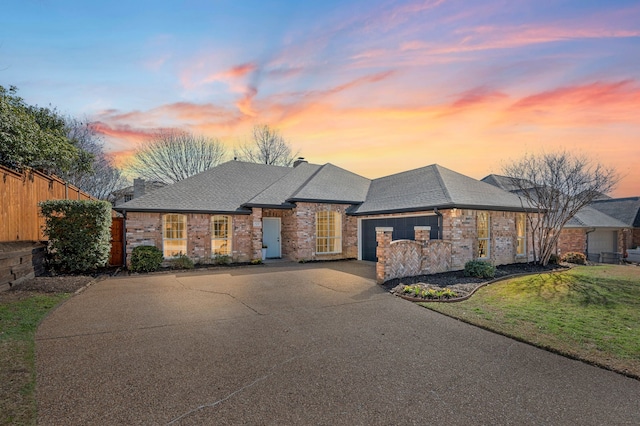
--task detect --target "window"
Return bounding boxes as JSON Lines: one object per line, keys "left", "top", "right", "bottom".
{"left": 316, "top": 210, "right": 342, "bottom": 254}
{"left": 211, "top": 215, "right": 232, "bottom": 256}
{"left": 477, "top": 212, "right": 490, "bottom": 259}
{"left": 516, "top": 213, "right": 526, "bottom": 256}
{"left": 163, "top": 214, "right": 187, "bottom": 258}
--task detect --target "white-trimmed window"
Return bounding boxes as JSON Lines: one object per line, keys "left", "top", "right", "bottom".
{"left": 516, "top": 213, "right": 526, "bottom": 256}
{"left": 477, "top": 212, "right": 490, "bottom": 259}
{"left": 163, "top": 214, "right": 187, "bottom": 258}
{"left": 316, "top": 210, "right": 342, "bottom": 254}
{"left": 211, "top": 215, "right": 232, "bottom": 256}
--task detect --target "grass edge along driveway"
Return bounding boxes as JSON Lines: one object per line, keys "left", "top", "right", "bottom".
{"left": 0, "top": 292, "right": 71, "bottom": 425}
{"left": 422, "top": 265, "right": 640, "bottom": 379}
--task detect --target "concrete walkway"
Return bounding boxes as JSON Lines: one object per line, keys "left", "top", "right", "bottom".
{"left": 37, "top": 261, "right": 640, "bottom": 425}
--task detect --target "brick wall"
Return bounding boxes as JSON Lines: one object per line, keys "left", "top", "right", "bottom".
{"left": 630, "top": 228, "right": 640, "bottom": 250}
{"left": 124, "top": 212, "right": 254, "bottom": 265}
{"left": 441, "top": 209, "right": 530, "bottom": 270}
{"left": 282, "top": 202, "right": 357, "bottom": 262}
{"left": 375, "top": 226, "right": 452, "bottom": 283}
{"left": 557, "top": 229, "right": 586, "bottom": 256}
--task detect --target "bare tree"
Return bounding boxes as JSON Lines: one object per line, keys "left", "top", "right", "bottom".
{"left": 127, "top": 130, "right": 227, "bottom": 184}
{"left": 234, "top": 124, "right": 299, "bottom": 166}
{"left": 61, "top": 118, "right": 129, "bottom": 201}
{"left": 503, "top": 151, "right": 619, "bottom": 265}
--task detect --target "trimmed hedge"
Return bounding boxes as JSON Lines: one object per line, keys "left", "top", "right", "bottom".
{"left": 130, "top": 245, "right": 163, "bottom": 272}
{"left": 39, "top": 200, "right": 112, "bottom": 272}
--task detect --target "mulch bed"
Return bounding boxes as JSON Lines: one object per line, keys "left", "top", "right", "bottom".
{"left": 383, "top": 263, "right": 568, "bottom": 301}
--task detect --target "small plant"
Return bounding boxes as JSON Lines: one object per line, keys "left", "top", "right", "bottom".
{"left": 130, "top": 245, "right": 163, "bottom": 272}
{"left": 562, "top": 252, "right": 587, "bottom": 265}
{"left": 170, "top": 253, "right": 194, "bottom": 269}
{"left": 213, "top": 254, "right": 231, "bottom": 265}
{"left": 464, "top": 260, "right": 496, "bottom": 279}
{"left": 548, "top": 253, "right": 560, "bottom": 265}
{"left": 250, "top": 259, "right": 262, "bottom": 265}
{"left": 439, "top": 288, "right": 457, "bottom": 299}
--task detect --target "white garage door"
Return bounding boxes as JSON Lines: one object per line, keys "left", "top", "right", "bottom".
{"left": 587, "top": 230, "right": 617, "bottom": 262}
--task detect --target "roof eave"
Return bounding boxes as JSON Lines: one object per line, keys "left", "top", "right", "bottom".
{"left": 349, "top": 203, "right": 533, "bottom": 216}
{"left": 114, "top": 207, "right": 252, "bottom": 215}
{"left": 287, "top": 197, "right": 364, "bottom": 205}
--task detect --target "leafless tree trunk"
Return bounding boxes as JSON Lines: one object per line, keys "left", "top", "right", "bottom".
{"left": 234, "top": 124, "right": 299, "bottom": 166}
{"left": 503, "top": 151, "right": 619, "bottom": 265}
{"left": 61, "top": 118, "right": 129, "bottom": 201}
{"left": 126, "top": 130, "right": 227, "bottom": 184}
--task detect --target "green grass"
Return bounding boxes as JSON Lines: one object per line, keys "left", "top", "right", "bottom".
{"left": 1, "top": 292, "right": 71, "bottom": 425}
{"left": 422, "top": 265, "right": 640, "bottom": 378}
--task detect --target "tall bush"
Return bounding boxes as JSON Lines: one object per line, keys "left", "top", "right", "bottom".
{"left": 39, "top": 200, "right": 112, "bottom": 272}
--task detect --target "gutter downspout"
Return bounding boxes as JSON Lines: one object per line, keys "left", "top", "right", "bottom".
{"left": 434, "top": 208, "right": 443, "bottom": 240}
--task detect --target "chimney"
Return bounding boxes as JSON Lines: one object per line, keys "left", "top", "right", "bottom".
{"left": 133, "top": 178, "right": 145, "bottom": 199}
{"left": 293, "top": 157, "right": 307, "bottom": 167}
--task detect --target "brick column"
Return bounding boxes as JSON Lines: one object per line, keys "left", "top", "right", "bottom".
{"left": 375, "top": 227, "right": 393, "bottom": 284}
{"left": 251, "top": 208, "right": 263, "bottom": 260}
{"left": 414, "top": 226, "right": 431, "bottom": 243}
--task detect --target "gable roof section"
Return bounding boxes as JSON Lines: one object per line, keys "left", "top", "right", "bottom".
{"left": 351, "top": 164, "right": 528, "bottom": 215}
{"left": 565, "top": 205, "right": 629, "bottom": 228}
{"left": 244, "top": 162, "right": 323, "bottom": 207}
{"left": 289, "top": 163, "right": 370, "bottom": 203}
{"left": 114, "top": 161, "right": 291, "bottom": 213}
{"left": 590, "top": 197, "right": 640, "bottom": 227}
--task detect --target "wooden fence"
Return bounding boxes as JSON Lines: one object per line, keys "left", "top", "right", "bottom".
{"left": 0, "top": 164, "right": 94, "bottom": 242}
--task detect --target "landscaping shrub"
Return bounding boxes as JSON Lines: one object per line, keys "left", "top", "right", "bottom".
{"left": 464, "top": 260, "right": 496, "bottom": 279}
{"left": 562, "top": 252, "right": 587, "bottom": 265}
{"left": 170, "top": 253, "right": 194, "bottom": 269}
{"left": 130, "top": 246, "right": 163, "bottom": 272}
{"left": 548, "top": 253, "right": 560, "bottom": 265}
{"left": 39, "top": 200, "right": 112, "bottom": 273}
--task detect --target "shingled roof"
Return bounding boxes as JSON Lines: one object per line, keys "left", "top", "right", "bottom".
{"left": 115, "top": 161, "right": 292, "bottom": 213}
{"left": 115, "top": 160, "right": 370, "bottom": 213}
{"left": 590, "top": 197, "right": 640, "bottom": 227}
{"left": 349, "top": 164, "right": 528, "bottom": 215}
{"left": 565, "top": 205, "right": 628, "bottom": 228}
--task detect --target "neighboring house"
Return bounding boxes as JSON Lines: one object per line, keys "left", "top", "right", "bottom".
{"left": 112, "top": 178, "right": 166, "bottom": 206}
{"left": 591, "top": 197, "right": 640, "bottom": 250}
{"left": 558, "top": 206, "right": 628, "bottom": 262}
{"left": 115, "top": 160, "right": 534, "bottom": 270}
{"left": 482, "top": 174, "right": 631, "bottom": 263}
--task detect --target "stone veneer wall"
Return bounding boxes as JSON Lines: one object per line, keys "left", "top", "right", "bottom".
{"left": 0, "top": 242, "right": 46, "bottom": 291}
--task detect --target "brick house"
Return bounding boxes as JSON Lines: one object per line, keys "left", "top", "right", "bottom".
{"left": 483, "top": 174, "right": 632, "bottom": 263}
{"left": 115, "top": 160, "right": 534, "bottom": 270}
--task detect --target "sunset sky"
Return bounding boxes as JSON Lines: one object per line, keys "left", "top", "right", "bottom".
{"left": 2, "top": 0, "right": 639, "bottom": 196}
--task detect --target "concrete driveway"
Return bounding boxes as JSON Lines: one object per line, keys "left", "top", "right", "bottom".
{"left": 37, "top": 261, "right": 640, "bottom": 425}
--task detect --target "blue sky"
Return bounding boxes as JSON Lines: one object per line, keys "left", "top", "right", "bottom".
{"left": 2, "top": 0, "right": 639, "bottom": 195}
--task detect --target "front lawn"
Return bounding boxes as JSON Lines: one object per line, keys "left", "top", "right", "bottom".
{"left": 0, "top": 292, "right": 71, "bottom": 425}
{"left": 422, "top": 265, "right": 640, "bottom": 378}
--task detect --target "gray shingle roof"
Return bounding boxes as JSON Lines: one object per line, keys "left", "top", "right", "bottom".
{"left": 351, "top": 164, "right": 528, "bottom": 215}
{"left": 289, "top": 163, "right": 370, "bottom": 203}
{"left": 245, "top": 162, "right": 322, "bottom": 207}
{"left": 590, "top": 197, "right": 640, "bottom": 227}
{"left": 115, "top": 161, "right": 291, "bottom": 213}
{"left": 565, "top": 205, "right": 629, "bottom": 228}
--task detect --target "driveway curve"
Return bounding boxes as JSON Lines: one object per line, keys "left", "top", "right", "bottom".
{"left": 37, "top": 261, "right": 640, "bottom": 425}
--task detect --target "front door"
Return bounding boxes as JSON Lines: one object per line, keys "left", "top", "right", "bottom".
{"left": 263, "top": 218, "right": 281, "bottom": 258}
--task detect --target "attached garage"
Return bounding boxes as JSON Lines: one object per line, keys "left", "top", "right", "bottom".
{"left": 587, "top": 230, "right": 618, "bottom": 262}
{"left": 359, "top": 215, "right": 440, "bottom": 261}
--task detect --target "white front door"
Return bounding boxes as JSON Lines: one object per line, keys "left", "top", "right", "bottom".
{"left": 263, "top": 218, "right": 281, "bottom": 258}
